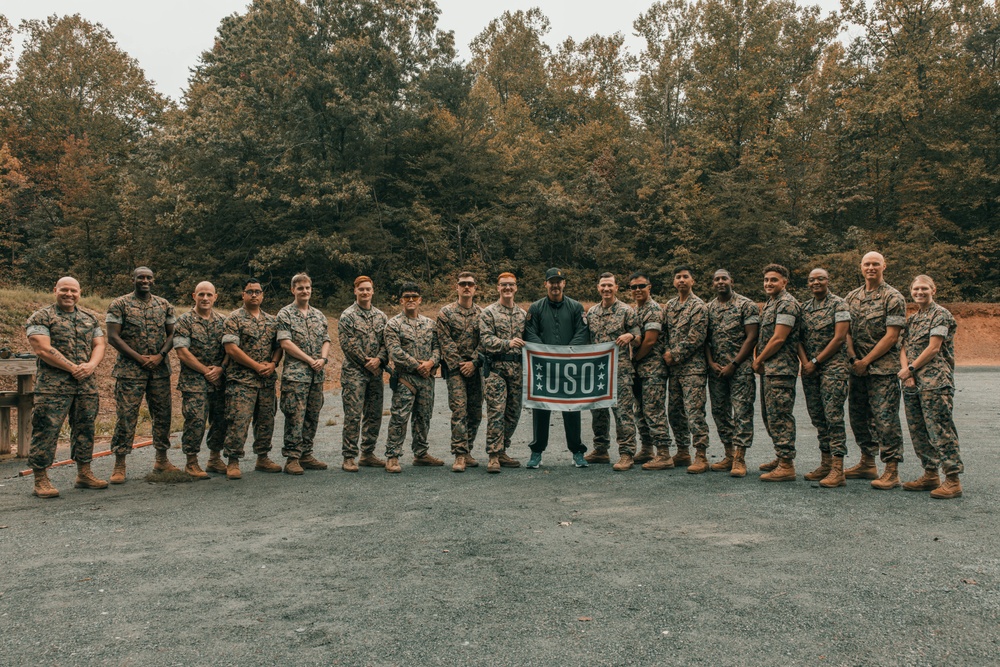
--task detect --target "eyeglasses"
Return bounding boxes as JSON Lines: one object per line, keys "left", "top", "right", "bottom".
{"left": 628, "top": 284, "right": 650, "bottom": 290}
{"left": 498, "top": 283, "right": 517, "bottom": 288}
{"left": 458, "top": 281, "right": 476, "bottom": 288}
{"left": 401, "top": 294, "right": 420, "bottom": 301}
{"left": 244, "top": 290, "right": 263, "bottom": 296}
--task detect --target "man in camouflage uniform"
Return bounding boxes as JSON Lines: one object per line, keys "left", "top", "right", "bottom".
{"left": 337, "top": 275, "right": 388, "bottom": 472}
{"left": 479, "top": 272, "right": 526, "bottom": 473}
{"left": 663, "top": 266, "right": 710, "bottom": 473}
{"left": 24, "top": 277, "right": 108, "bottom": 498}
{"left": 705, "top": 270, "right": 759, "bottom": 477}
{"left": 845, "top": 251, "right": 907, "bottom": 490}
{"left": 173, "top": 281, "right": 227, "bottom": 479}
{"left": 106, "top": 267, "right": 177, "bottom": 483}
{"left": 221, "top": 280, "right": 283, "bottom": 480}
{"left": 797, "top": 268, "right": 851, "bottom": 488}
{"left": 753, "top": 264, "right": 802, "bottom": 482}
{"left": 383, "top": 282, "right": 442, "bottom": 473}
{"left": 585, "top": 273, "right": 641, "bottom": 470}
{"left": 437, "top": 272, "right": 484, "bottom": 472}
{"left": 277, "top": 273, "right": 331, "bottom": 475}
{"left": 628, "top": 272, "right": 672, "bottom": 471}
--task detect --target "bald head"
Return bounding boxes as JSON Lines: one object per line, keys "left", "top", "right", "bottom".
{"left": 193, "top": 281, "right": 216, "bottom": 295}
{"left": 54, "top": 276, "right": 81, "bottom": 311}
{"left": 860, "top": 251, "right": 887, "bottom": 286}
{"left": 861, "top": 251, "right": 885, "bottom": 267}
{"left": 192, "top": 280, "right": 219, "bottom": 314}
{"left": 55, "top": 276, "right": 80, "bottom": 292}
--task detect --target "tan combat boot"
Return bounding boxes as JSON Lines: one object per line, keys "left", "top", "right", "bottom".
{"left": 226, "top": 457, "right": 242, "bottom": 480}
{"left": 759, "top": 458, "right": 779, "bottom": 472}
{"left": 612, "top": 454, "right": 634, "bottom": 471}
{"left": 634, "top": 444, "right": 656, "bottom": 464}
{"left": 819, "top": 456, "right": 846, "bottom": 488}
{"left": 358, "top": 452, "right": 386, "bottom": 467}
{"left": 205, "top": 450, "right": 227, "bottom": 474}
{"left": 487, "top": 455, "right": 501, "bottom": 473}
{"left": 299, "top": 454, "right": 328, "bottom": 470}
{"left": 930, "top": 473, "right": 962, "bottom": 499}
{"left": 385, "top": 457, "right": 402, "bottom": 473}
{"left": 412, "top": 452, "right": 444, "bottom": 466}
{"left": 498, "top": 451, "right": 521, "bottom": 468}
{"left": 803, "top": 452, "right": 833, "bottom": 481}
{"left": 284, "top": 457, "right": 305, "bottom": 475}
{"left": 342, "top": 458, "right": 359, "bottom": 472}
{"left": 153, "top": 449, "right": 182, "bottom": 473}
{"left": 185, "top": 454, "right": 209, "bottom": 480}
{"left": 109, "top": 454, "right": 128, "bottom": 484}
{"left": 464, "top": 453, "right": 479, "bottom": 467}
{"left": 760, "top": 458, "right": 797, "bottom": 482}
{"left": 670, "top": 446, "right": 692, "bottom": 468}
{"left": 32, "top": 468, "right": 60, "bottom": 498}
{"left": 75, "top": 462, "right": 109, "bottom": 489}
{"left": 642, "top": 446, "right": 675, "bottom": 470}
{"left": 255, "top": 455, "right": 282, "bottom": 473}
{"left": 730, "top": 447, "right": 747, "bottom": 478}
{"left": 584, "top": 448, "right": 611, "bottom": 464}
{"left": 710, "top": 445, "right": 734, "bottom": 472}
{"left": 687, "top": 448, "right": 709, "bottom": 474}
{"left": 870, "top": 461, "right": 900, "bottom": 490}
{"left": 844, "top": 453, "right": 879, "bottom": 480}
{"left": 452, "top": 455, "right": 467, "bottom": 473}
{"left": 903, "top": 469, "right": 940, "bottom": 492}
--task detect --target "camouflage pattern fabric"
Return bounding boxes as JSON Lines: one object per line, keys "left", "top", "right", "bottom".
{"left": 280, "top": 379, "right": 324, "bottom": 459}
{"left": 222, "top": 307, "right": 279, "bottom": 388}
{"left": 801, "top": 369, "right": 848, "bottom": 457}
{"left": 480, "top": 301, "right": 527, "bottom": 456}
{"left": 664, "top": 295, "right": 708, "bottom": 376}
{"left": 903, "top": 387, "right": 962, "bottom": 475}
{"left": 634, "top": 300, "right": 667, "bottom": 381}
{"left": 757, "top": 289, "right": 801, "bottom": 376}
{"left": 848, "top": 374, "right": 903, "bottom": 463}
{"left": 384, "top": 313, "right": 440, "bottom": 458}
{"left": 801, "top": 294, "right": 851, "bottom": 373}
{"left": 172, "top": 309, "right": 227, "bottom": 393}
{"left": 110, "top": 377, "right": 173, "bottom": 455}
{"left": 634, "top": 378, "right": 670, "bottom": 452}
{"left": 845, "top": 282, "right": 907, "bottom": 375}
{"left": 587, "top": 299, "right": 639, "bottom": 454}
{"left": 340, "top": 365, "right": 385, "bottom": 458}
{"left": 223, "top": 381, "right": 277, "bottom": 459}
{"left": 28, "top": 393, "right": 99, "bottom": 469}
{"left": 445, "top": 373, "right": 483, "bottom": 456}
{"left": 668, "top": 374, "right": 708, "bottom": 449}
{"left": 25, "top": 304, "right": 104, "bottom": 395}
{"left": 338, "top": 303, "right": 389, "bottom": 371}
{"left": 437, "top": 302, "right": 483, "bottom": 455}
{"left": 760, "top": 375, "right": 797, "bottom": 460}
{"left": 707, "top": 371, "right": 756, "bottom": 450}
{"left": 706, "top": 292, "right": 759, "bottom": 366}
{"left": 903, "top": 303, "right": 957, "bottom": 391}
{"left": 180, "top": 390, "right": 226, "bottom": 455}
{"left": 105, "top": 293, "right": 176, "bottom": 379}
{"left": 276, "top": 303, "right": 331, "bottom": 384}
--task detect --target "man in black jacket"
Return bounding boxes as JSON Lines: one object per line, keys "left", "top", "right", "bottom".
{"left": 523, "top": 268, "right": 591, "bottom": 468}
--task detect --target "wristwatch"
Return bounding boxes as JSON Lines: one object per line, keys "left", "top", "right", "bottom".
{"left": 810, "top": 357, "right": 818, "bottom": 365}
{"left": 908, "top": 364, "right": 915, "bottom": 373}
{"left": 848, "top": 357, "right": 857, "bottom": 364}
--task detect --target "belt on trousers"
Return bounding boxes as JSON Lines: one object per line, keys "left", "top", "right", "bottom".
{"left": 494, "top": 353, "right": 521, "bottom": 363}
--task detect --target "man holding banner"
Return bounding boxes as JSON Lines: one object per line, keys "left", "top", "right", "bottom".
{"left": 523, "top": 268, "right": 592, "bottom": 468}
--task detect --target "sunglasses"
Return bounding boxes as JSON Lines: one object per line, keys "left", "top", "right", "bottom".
{"left": 628, "top": 284, "right": 650, "bottom": 290}
{"left": 458, "top": 281, "right": 476, "bottom": 288}
{"left": 401, "top": 294, "right": 420, "bottom": 301}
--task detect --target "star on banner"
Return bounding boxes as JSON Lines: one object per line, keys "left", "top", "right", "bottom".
{"left": 536, "top": 382, "right": 543, "bottom": 391}
{"left": 534, "top": 364, "right": 543, "bottom": 374}
{"left": 598, "top": 382, "right": 605, "bottom": 391}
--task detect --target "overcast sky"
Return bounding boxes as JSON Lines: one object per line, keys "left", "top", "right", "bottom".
{"left": 4, "top": 0, "right": 844, "bottom": 101}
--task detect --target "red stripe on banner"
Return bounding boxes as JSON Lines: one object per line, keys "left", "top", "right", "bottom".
{"left": 525, "top": 392, "right": 615, "bottom": 404}
{"left": 526, "top": 349, "right": 615, "bottom": 359}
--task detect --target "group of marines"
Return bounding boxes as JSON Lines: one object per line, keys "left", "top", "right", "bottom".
{"left": 23, "top": 250, "right": 963, "bottom": 500}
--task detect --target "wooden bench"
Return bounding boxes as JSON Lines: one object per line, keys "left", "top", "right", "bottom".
{"left": 0, "top": 358, "right": 35, "bottom": 457}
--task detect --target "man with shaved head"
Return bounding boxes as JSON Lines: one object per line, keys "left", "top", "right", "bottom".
{"left": 173, "top": 281, "right": 228, "bottom": 478}
{"left": 24, "top": 277, "right": 108, "bottom": 498}
{"left": 844, "top": 252, "right": 907, "bottom": 489}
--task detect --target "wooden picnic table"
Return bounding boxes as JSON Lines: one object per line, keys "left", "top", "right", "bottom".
{"left": 0, "top": 357, "right": 36, "bottom": 457}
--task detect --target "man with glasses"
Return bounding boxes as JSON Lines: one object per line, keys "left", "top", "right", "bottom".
{"left": 705, "top": 270, "right": 759, "bottom": 477}
{"left": 221, "top": 280, "right": 283, "bottom": 479}
{"left": 479, "top": 272, "right": 526, "bottom": 473}
{"left": 628, "top": 272, "right": 672, "bottom": 471}
{"left": 523, "top": 268, "right": 591, "bottom": 469}
{"left": 383, "top": 282, "right": 442, "bottom": 473}
{"left": 437, "top": 272, "right": 484, "bottom": 472}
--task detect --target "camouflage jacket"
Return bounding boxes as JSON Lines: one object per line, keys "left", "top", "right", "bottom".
{"left": 707, "top": 292, "right": 759, "bottom": 373}
{"left": 634, "top": 299, "right": 667, "bottom": 380}
{"left": 384, "top": 313, "right": 440, "bottom": 377}
{"left": 436, "top": 301, "right": 482, "bottom": 373}
{"left": 802, "top": 294, "right": 851, "bottom": 373}
{"left": 757, "top": 289, "right": 802, "bottom": 377}
{"left": 222, "top": 307, "right": 279, "bottom": 387}
{"left": 586, "top": 300, "right": 641, "bottom": 376}
{"left": 106, "top": 293, "right": 176, "bottom": 379}
{"left": 479, "top": 302, "right": 526, "bottom": 359}
{"left": 25, "top": 304, "right": 104, "bottom": 395}
{"left": 664, "top": 294, "right": 708, "bottom": 376}
{"left": 277, "top": 303, "right": 331, "bottom": 384}
{"left": 337, "top": 302, "right": 388, "bottom": 373}
{"left": 904, "top": 303, "right": 957, "bottom": 391}
{"left": 173, "top": 309, "right": 227, "bottom": 393}
{"left": 846, "top": 281, "right": 907, "bottom": 375}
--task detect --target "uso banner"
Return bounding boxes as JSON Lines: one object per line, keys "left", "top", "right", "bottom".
{"left": 522, "top": 342, "right": 617, "bottom": 412}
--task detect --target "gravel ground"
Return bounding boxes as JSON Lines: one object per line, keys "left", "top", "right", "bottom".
{"left": 1, "top": 369, "right": 997, "bottom": 666}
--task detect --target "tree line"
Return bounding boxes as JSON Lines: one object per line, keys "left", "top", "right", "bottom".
{"left": 0, "top": 0, "right": 997, "bottom": 307}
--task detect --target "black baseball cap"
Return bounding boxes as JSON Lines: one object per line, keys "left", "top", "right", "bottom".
{"left": 545, "top": 268, "right": 565, "bottom": 281}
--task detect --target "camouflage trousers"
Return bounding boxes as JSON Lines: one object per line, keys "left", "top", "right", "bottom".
{"left": 447, "top": 371, "right": 483, "bottom": 456}
{"left": 760, "top": 375, "right": 797, "bottom": 460}
{"left": 708, "top": 369, "right": 756, "bottom": 450}
{"left": 281, "top": 380, "right": 324, "bottom": 459}
{"left": 181, "top": 390, "right": 226, "bottom": 455}
{"left": 111, "top": 377, "right": 172, "bottom": 456}
{"left": 340, "top": 366, "right": 384, "bottom": 458}
{"left": 848, "top": 374, "right": 903, "bottom": 463}
{"left": 28, "top": 392, "right": 98, "bottom": 469}
{"left": 903, "top": 387, "right": 963, "bottom": 475}
{"left": 385, "top": 375, "right": 435, "bottom": 459}
{"left": 223, "top": 381, "right": 276, "bottom": 459}
{"left": 801, "top": 368, "right": 848, "bottom": 457}
{"left": 668, "top": 374, "right": 708, "bottom": 450}
{"left": 484, "top": 361, "right": 522, "bottom": 455}
{"left": 592, "top": 373, "right": 637, "bottom": 455}
{"left": 633, "top": 377, "right": 670, "bottom": 451}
